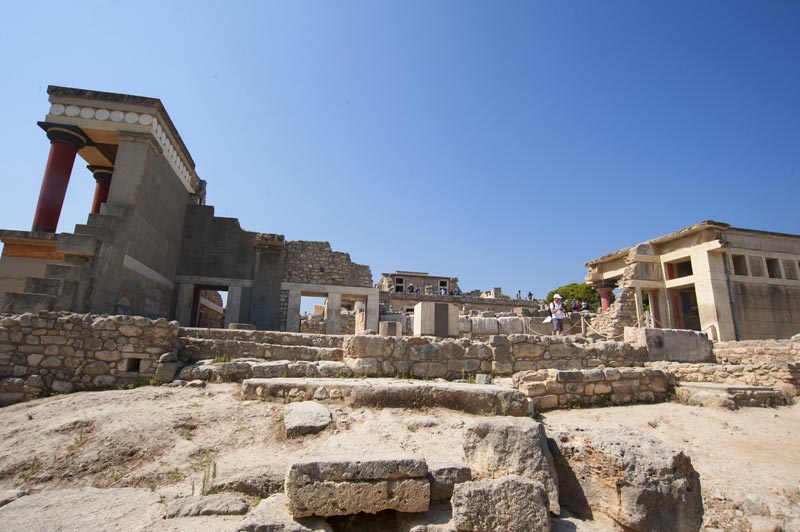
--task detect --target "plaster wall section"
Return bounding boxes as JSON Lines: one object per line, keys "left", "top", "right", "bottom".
{"left": 89, "top": 134, "right": 190, "bottom": 317}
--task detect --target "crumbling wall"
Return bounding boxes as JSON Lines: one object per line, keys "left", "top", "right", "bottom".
{"left": 714, "top": 337, "right": 799, "bottom": 365}
{"left": 282, "top": 241, "right": 372, "bottom": 287}
{"left": 513, "top": 367, "right": 671, "bottom": 410}
{"left": 590, "top": 245, "right": 648, "bottom": 339}
{"left": 650, "top": 360, "right": 799, "bottom": 395}
{"left": 0, "top": 311, "right": 179, "bottom": 405}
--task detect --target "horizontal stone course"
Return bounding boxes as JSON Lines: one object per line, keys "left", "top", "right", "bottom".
{"left": 240, "top": 378, "right": 530, "bottom": 416}
{"left": 513, "top": 367, "right": 671, "bottom": 410}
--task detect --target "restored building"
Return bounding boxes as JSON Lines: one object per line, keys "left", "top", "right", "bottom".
{"left": 585, "top": 221, "right": 800, "bottom": 341}
{"left": 0, "top": 86, "right": 378, "bottom": 333}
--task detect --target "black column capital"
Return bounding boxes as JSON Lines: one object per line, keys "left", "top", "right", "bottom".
{"left": 37, "top": 121, "right": 92, "bottom": 149}
{"left": 87, "top": 165, "right": 113, "bottom": 183}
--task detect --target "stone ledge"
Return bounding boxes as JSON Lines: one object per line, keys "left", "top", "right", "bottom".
{"left": 240, "top": 378, "right": 530, "bottom": 416}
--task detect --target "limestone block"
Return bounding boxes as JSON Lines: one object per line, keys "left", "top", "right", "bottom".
{"left": 511, "top": 341, "right": 546, "bottom": 359}
{"left": 463, "top": 417, "right": 559, "bottom": 514}
{"left": 236, "top": 493, "right": 333, "bottom": 532}
{"left": 285, "top": 455, "right": 430, "bottom": 518}
{"left": 154, "top": 361, "right": 182, "bottom": 384}
{"left": 451, "top": 476, "right": 550, "bottom": 532}
{"left": 497, "top": 317, "right": 524, "bottom": 335}
{"left": 165, "top": 493, "right": 249, "bottom": 518}
{"left": 427, "top": 463, "right": 472, "bottom": 502}
{"left": 344, "top": 335, "right": 392, "bottom": 359}
{"left": 549, "top": 425, "right": 703, "bottom": 532}
{"left": 471, "top": 318, "right": 499, "bottom": 336}
{"left": 211, "top": 463, "right": 285, "bottom": 498}
{"left": 459, "top": 315, "right": 471, "bottom": 334}
{"left": 283, "top": 401, "right": 332, "bottom": 438}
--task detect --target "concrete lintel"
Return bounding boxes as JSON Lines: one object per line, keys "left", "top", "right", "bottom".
{"left": 175, "top": 275, "right": 253, "bottom": 288}
{"left": 280, "top": 282, "right": 378, "bottom": 298}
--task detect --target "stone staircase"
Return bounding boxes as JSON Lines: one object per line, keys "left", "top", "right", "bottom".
{"left": 1, "top": 206, "right": 124, "bottom": 314}
{"left": 178, "top": 327, "right": 346, "bottom": 364}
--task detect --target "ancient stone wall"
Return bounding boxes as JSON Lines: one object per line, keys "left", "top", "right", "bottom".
{"left": 513, "top": 367, "right": 671, "bottom": 410}
{"left": 0, "top": 311, "right": 178, "bottom": 405}
{"left": 342, "top": 334, "right": 648, "bottom": 379}
{"left": 461, "top": 315, "right": 587, "bottom": 338}
{"left": 714, "top": 337, "right": 799, "bottom": 365}
{"left": 282, "top": 241, "right": 372, "bottom": 287}
{"left": 650, "top": 360, "right": 799, "bottom": 395}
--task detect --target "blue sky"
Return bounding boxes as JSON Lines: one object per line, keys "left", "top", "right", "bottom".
{"left": 1, "top": 1, "right": 798, "bottom": 299}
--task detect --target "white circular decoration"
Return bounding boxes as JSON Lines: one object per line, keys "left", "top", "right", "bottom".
{"left": 50, "top": 104, "right": 65, "bottom": 116}
{"left": 80, "top": 107, "right": 95, "bottom": 119}
{"left": 124, "top": 112, "right": 139, "bottom": 124}
{"left": 110, "top": 110, "right": 124, "bottom": 122}
{"left": 95, "top": 109, "right": 110, "bottom": 120}
{"left": 65, "top": 105, "right": 80, "bottom": 117}
{"left": 139, "top": 114, "right": 153, "bottom": 126}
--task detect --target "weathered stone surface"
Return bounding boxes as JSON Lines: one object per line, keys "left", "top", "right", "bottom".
{"left": 0, "top": 488, "right": 24, "bottom": 508}
{"left": 549, "top": 425, "right": 703, "bottom": 532}
{"left": 283, "top": 401, "right": 332, "bottom": 438}
{"left": 165, "top": 493, "right": 249, "bottom": 518}
{"left": 212, "top": 463, "right": 286, "bottom": 498}
{"left": 463, "top": 417, "right": 559, "bottom": 514}
{"left": 427, "top": 463, "right": 472, "bottom": 502}
{"left": 285, "top": 455, "right": 430, "bottom": 518}
{"left": 242, "top": 378, "right": 530, "bottom": 416}
{"left": 452, "top": 475, "right": 550, "bottom": 532}
{"left": 0, "top": 487, "right": 163, "bottom": 530}
{"left": 237, "top": 493, "right": 333, "bottom": 532}
{"left": 154, "top": 361, "right": 182, "bottom": 384}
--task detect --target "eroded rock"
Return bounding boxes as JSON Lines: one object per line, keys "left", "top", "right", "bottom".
{"left": 236, "top": 493, "right": 332, "bottom": 532}
{"left": 549, "top": 425, "right": 703, "bottom": 532}
{"left": 165, "top": 493, "right": 249, "bottom": 518}
{"left": 451, "top": 475, "right": 550, "bottom": 532}
{"left": 463, "top": 417, "right": 559, "bottom": 514}
{"left": 283, "top": 401, "right": 332, "bottom": 438}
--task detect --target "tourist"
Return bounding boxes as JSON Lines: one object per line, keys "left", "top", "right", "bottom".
{"left": 550, "top": 294, "right": 565, "bottom": 336}
{"left": 407, "top": 283, "right": 414, "bottom": 293}
{"left": 572, "top": 299, "right": 580, "bottom": 312}
{"left": 516, "top": 290, "right": 522, "bottom": 300}
{"left": 582, "top": 300, "right": 589, "bottom": 311}
{"left": 527, "top": 291, "right": 533, "bottom": 300}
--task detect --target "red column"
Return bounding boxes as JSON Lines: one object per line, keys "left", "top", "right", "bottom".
{"left": 597, "top": 286, "right": 614, "bottom": 312}
{"left": 88, "top": 166, "right": 113, "bottom": 214}
{"left": 31, "top": 124, "right": 89, "bottom": 232}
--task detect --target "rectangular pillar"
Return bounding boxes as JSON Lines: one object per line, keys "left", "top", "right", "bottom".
{"left": 326, "top": 292, "right": 342, "bottom": 335}
{"left": 175, "top": 283, "right": 195, "bottom": 326}
{"left": 286, "top": 290, "right": 301, "bottom": 332}
{"left": 224, "top": 286, "right": 243, "bottom": 328}
{"left": 366, "top": 292, "right": 379, "bottom": 332}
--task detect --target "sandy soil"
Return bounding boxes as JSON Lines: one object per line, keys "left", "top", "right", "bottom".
{"left": 0, "top": 384, "right": 797, "bottom": 531}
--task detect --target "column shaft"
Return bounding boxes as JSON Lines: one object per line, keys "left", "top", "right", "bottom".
{"left": 32, "top": 141, "right": 80, "bottom": 232}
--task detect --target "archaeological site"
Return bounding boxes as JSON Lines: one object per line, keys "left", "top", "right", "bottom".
{"left": 0, "top": 87, "right": 799, "bottom": 532}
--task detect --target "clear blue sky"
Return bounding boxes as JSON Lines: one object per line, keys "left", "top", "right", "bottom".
{"left": 1, "top": 1, "right": 798, "bottom": 299}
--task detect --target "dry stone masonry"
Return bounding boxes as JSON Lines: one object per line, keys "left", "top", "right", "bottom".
{"left": 0, "top": 311, "right": 177, "bottom": 405}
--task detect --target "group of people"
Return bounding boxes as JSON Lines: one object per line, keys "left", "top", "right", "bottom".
{"left": 515, "top": 290, "right": 534, "bottom": 300}
{"left": 548, "top": 295, "right": 590, "bottom": 335}
{"left": 401, "top": 284, "right": 461, "bottom": 297}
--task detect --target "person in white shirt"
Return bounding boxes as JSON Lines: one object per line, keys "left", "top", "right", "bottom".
{"left": 550, "top": 294, "right": 565, "bottom": 336}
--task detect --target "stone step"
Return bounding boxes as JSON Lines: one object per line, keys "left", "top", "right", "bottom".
{"left": 179, "top": 359, "right": 353, "bottom": 382}
{"left": 240, "top": 378, "right": 530, "bottom": 416}
{"left": 73, "top": 223, "right": 112, "bottom": 242}
{"left": 1, "top": 292, "right": 54, "bottom": 314}
{"left": 179, "top": 327, "right": 345, "bottom": 349}
{"left": 24, "top": 277, "right": 65, "bottom": 297}
{"left": 43, "top": 264, "right": 85, "bottom": 283}
{"left": 675, "top": 382, "right": 787, "bottom": 409}
{"left": 179, "top": 337, "right": 345, "bottom": 363}
{"left": 56, "top": 233, "right": 96, "bottom": 257}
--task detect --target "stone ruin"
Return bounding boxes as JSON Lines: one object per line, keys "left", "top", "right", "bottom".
{"left": 0, "top": 86, "right": 799, "bottom": 530}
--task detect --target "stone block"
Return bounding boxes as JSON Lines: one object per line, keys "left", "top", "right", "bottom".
{"left": 427, "top": 463, "right": 472, "bottom": 502}
{"left": 549, "top": 425, "right": 703, "bottom": 532}
{"left": 285, "top": 455, "right": 430, "bottom": 518}
{"left": 463, "top": 417, "right": 559, "bottom": 514}
{"left": 451, "top": 476, "right": 550, "bottom": 532}
{"left": 284, "top": 401, "right": 332, "bottom": 438}
{"left": 236, "top": 493, "right": 332, "bottom": 532}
